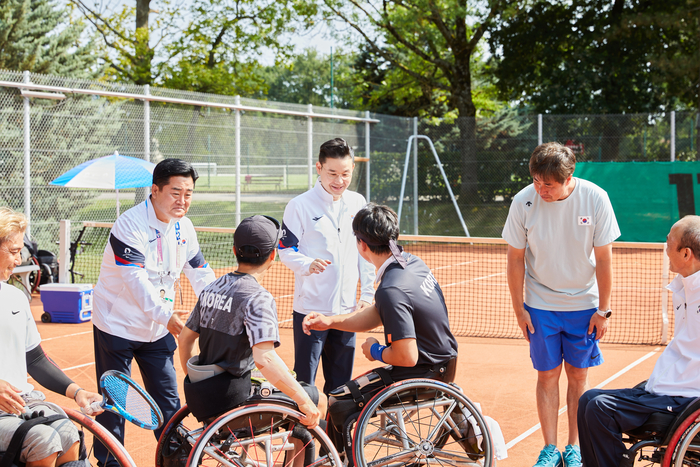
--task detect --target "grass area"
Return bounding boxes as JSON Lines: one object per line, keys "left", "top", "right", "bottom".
{"left": 399, "top": 201, "right": 509, "bottom": 238}
{"left": 74, "top": 198, "right": 289, "bottom": 228}
{"left": 195, "top": 174, "right": 309, "bottom": 193}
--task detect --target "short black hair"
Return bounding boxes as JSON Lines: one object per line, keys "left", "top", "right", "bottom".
{"left": 235, "top": 246, "right": 274, "bottom": 265}
{"left": 319, "top": 138, "right": 354, "bottom": 164}
{"left": 352, "top": 203, "right": 399, "bottom": 255}
{"left": 153, "top": 159, "right": 199, "bottom": 189}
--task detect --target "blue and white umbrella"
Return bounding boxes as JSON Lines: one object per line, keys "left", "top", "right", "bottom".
{"left": 50, "top": 152, "right": 156, "bottom": 217}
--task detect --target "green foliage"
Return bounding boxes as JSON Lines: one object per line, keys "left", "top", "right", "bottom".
{"left": 259, "top": 48, "right": 360, "bottom": 108}
{"left": 321, "top": 0, "right": 524, "bottom": 202}
{"left": 72, "top": 0, "right": 180, "bottom": 85}
{"left": 0, "top": 0, "right": 100, "bottom": 76}
{"left": 489, "top": 0, "right": 698, "bottom": 114}
{"left": 162, "top": 0, "right": 317, "bottom": 95}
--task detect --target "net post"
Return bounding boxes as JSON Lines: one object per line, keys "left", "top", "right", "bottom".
{"left": 58, "top": 219, "right": 71, "bottom": 283}
{"left": 661, "top": 242, "right": 670, "bottom": 344}
{"left": 235, "top": 95, "right": 241, "bottom": 226}
{"left": 23, "top": 71, "right": 31, "bottom": 238}
{"left": 308, "top": 104, "right": 314, "bottom": 190}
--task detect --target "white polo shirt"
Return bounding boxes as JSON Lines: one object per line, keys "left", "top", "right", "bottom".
{"left": 502, "top": 178, "right": 620, "bottom": 311}
{"left": 646, "top": 270, "right": 700, "bottom": 397}
{"left": 0, "top": 282, "right": 41, "bottom": 395}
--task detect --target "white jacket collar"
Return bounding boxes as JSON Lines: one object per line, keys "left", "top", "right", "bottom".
{"left": 671, "top": 268, "right": 700, "bottom": 294}
{"left": 313, "top": 178, "right": 343, "bottom": 204}
{"left": 145, "top": 196, "right": 173, "bottom": 232}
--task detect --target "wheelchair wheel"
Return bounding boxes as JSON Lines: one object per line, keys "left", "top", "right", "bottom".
{"left": 668, "top": 408, "right": 700, "bottom": 467}
{"left": 64, "top": 407, "right": 137, "bottom": 467}
{"left": 156, "top": 405, "right": 198, "bottom": 467}
{"left": 352, "top": 379, "right": 494, "bottom": 467}
{"left": 187, "top": 403, "right": 342, "bottom": 467}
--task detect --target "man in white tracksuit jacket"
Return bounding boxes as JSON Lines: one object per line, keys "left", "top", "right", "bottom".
{"left": 279, "top": 138, "right": 375, "bottom": 394}
{"left": 92, "top": 159, "right": 215, "bottom": 466}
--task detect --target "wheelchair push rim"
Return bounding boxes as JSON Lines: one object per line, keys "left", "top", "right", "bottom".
{"left": 352, "top": 379, "right": 494, "bottom": 467}
{"left": 64, "top": 407, "right": 137, "bottom": 467}
{"left": 187, "top": 403, "right": 343, "bottom": 467}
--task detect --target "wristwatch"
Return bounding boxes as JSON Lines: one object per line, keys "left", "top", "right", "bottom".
{"left": 596, "top": 308, "right": 612, "bottom": 319}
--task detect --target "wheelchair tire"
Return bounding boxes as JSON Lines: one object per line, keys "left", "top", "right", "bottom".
{"left": 187, "top": 403, "right": 342, "bottom": 467}
{"left": 64, "top": 407, "right": 136, "bottom": 467}
{"left": 155, "top": 405, "right": 196, "bottom": 467}
{"left": 352, "top": 379, "right": 495, "bottom": 467}
{"left": 665, "top": 407, "right": 700, "bottom": 467}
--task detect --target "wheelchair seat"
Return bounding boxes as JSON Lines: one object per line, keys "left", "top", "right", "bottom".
{"left": 621, "top": 385, "right": 700, "bottom": 467}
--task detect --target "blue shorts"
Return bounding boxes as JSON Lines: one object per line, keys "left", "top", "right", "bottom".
{"left": 525, "top": 304, "right": 604, "bottom": 372}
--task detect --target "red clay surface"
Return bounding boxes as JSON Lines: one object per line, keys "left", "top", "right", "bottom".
{"left": 30, "top": 292, "right": 663, "bottom": 467}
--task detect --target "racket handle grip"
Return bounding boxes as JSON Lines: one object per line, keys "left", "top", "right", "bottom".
{"left": 80, "top": 402, "right": 101, "bottom": 415}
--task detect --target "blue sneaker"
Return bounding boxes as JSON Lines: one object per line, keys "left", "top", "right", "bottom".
{"left": 534, "top": 444, "right": 562, "bottom": 467}
{"left": 563, "top": 444, "right": 582, "bottom": 467}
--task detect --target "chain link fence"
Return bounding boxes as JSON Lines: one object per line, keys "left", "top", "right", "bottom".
{"left": 0, "top": 70, "right": 695, "bottom": 252}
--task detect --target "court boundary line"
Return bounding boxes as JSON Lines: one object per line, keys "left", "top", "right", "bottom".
{"left": 504, "top": 347, "right": 662, "bottom": 450}
{"left": 41, "top": 330, "right": 92, "bottom": 341}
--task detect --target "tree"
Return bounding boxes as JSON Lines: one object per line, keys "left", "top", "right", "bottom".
{"left": 490, "top": 0, "right": 700, "bottom": 160}
{"left": 489, "top": 0, "right": 679, "bottom": 115}
{"left": 0, "top": 0, "right": 121, "bottom": 248}
{"left": 320, "top": 0, "right": 522, "bottom": 203}
{"left": 70, "top": 0, "right": 179, "bottom": 85}
{"left": 259, "top": 48, "right": 359, "bottom": 108}
{"left": 0, "top": 0, "right": 99, "bottom": 76}
{"left": 162, "top": 0, "right": 316, "bottom": 96}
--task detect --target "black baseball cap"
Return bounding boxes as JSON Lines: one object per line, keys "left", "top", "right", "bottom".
{"left": 234, "top": 215, "right": 281, "bottom": 258}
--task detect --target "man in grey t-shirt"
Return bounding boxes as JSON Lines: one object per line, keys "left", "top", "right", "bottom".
{"left": 502, "top": 143, "right": 620, "bottom": 467}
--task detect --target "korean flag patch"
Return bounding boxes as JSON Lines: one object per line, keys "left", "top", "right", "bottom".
{"left": 578, "top": 216, "right": 592, "bottom": 226}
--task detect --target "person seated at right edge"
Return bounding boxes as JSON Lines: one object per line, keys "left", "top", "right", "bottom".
{"left": 178, "top": 215, "right": 325, "bottom": 431}
{"left": 578, "top": 215, "right": 700, "bottom": 467}
{"left": 302, "top": 204, "right": 461, "bottom": 452}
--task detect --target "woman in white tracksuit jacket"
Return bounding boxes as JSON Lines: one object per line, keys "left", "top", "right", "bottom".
{"left": 279, "top": 139, "right": 375, "bottom": 394}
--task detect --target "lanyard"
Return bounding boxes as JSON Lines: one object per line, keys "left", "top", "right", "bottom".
{"left": 155, "top": 223, "right": 182, "bottom": 269}
{"left": 154, "top": 224, "right": 184, "bottom": 304}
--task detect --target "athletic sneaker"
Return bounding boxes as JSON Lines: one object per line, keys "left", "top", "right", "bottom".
{"left": 533, "top": 444, "right": 562, "bottom": 467}
{"left": 563, "top": 444, "right": 582, "bottom": 467}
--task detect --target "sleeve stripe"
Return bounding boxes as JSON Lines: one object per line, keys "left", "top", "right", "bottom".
{"left": 110, "top": 233, "right": 146, "bottom": 268}
{"left": 188, "top": 249, "right": 208, "bottom": 269}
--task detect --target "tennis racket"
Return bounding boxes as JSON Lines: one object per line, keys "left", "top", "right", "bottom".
{"left": 86, "top": 370, "right": 163, "bottom": 430}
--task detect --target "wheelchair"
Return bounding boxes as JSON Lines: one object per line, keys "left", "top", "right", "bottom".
{"left": 155, "top": 378, "right": 495, "bottom": 467}
{"left": 0, "top": 406, "right": 137, "bottom": 467}
{"left": 621, "top": 386, "right": 700, "bottom": 467}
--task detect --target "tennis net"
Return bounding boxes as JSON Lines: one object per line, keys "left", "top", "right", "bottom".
{"left": 70, "top": 223, "right": 672, "bottom": 345}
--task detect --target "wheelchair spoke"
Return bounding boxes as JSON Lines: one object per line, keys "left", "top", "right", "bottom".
{"left": 365, "top": 447, "right": 420, "bottom": 467}
{"left": 353, "top": 381, "right": 494, "bottom": 467}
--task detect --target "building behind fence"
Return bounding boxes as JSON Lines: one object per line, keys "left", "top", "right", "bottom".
{"left": 0, "top": 70, "right": 696, "bottom": 252}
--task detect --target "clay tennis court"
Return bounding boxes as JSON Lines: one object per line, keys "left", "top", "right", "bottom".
{"left": 30, "top": 287, "right": 666, "bottom": 466}
{"left": 31, "top": 229, "right": 673, "bottom": 466}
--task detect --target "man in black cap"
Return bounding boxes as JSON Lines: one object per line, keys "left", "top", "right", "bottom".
{"left": 178, "top": 215, "right": 325, "bottom": 427}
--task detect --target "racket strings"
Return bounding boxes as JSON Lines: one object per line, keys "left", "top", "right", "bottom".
{"left": 104, "top": 375, "right": 159, "bottom": 427}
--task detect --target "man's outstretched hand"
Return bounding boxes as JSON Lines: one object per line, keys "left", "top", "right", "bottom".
{"left": 302, "top": 313, "right": 332, "bottom": 335}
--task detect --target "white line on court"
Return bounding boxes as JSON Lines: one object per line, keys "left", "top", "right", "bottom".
{"left": 443, "top": 272, "right": 505, "bottom": 288}
{"left": 433, "top": 260, "right": 479, "bottom": 271}
{"left": 504, "top": 347, "right": 662, "bottom": 450}
{"left": 28, "top": 362, "right": 95, "bottom": 380}
{"left": 41, "top": 330, "right": 92, "bottom": 342}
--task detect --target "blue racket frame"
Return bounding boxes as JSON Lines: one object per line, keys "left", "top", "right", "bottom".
{"left": 99, "top": 370, "right": 164, "bottom": 430}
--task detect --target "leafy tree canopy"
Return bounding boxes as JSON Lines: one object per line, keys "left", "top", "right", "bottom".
{"left": 258, "top": 47, "right": 360, "bottom": 108}
{"left": 0, "top": 0, "right": 99, "bottom": 77}
{"left": 489, "top": 0, "right": 699, "bottom": 114}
